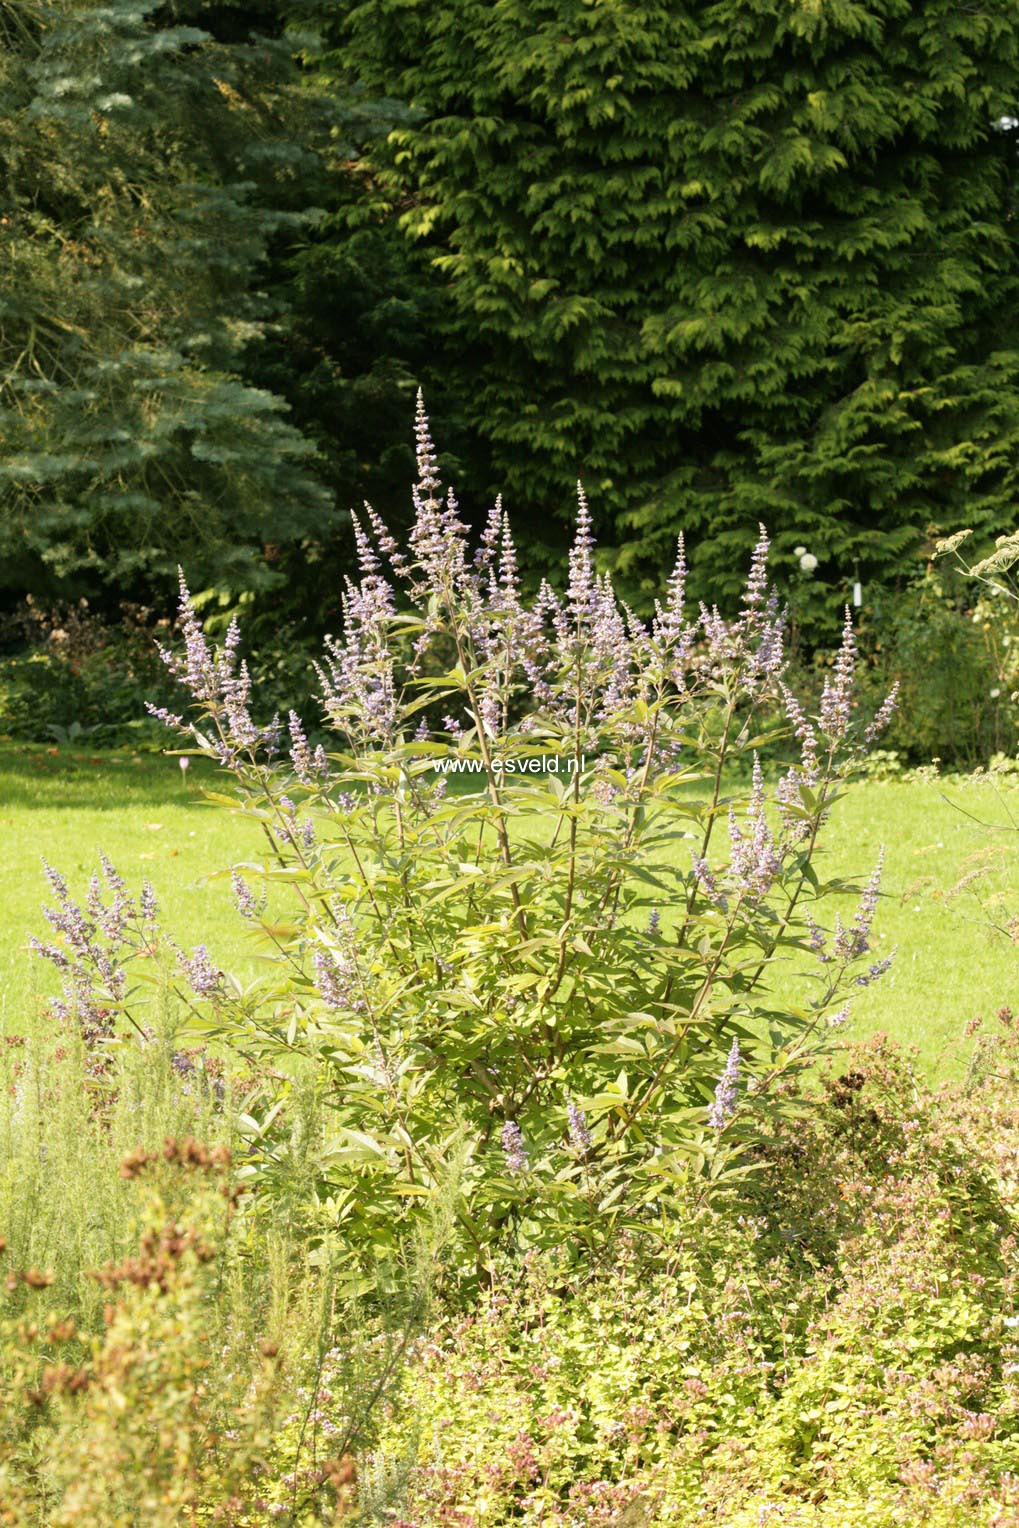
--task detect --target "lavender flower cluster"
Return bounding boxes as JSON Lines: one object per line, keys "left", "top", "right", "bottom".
{"left": 567, "top": 1100, "right": 592, "bottom": 1153}
{"left": 501, "top": 1120, "right": 529, "bottom": 1175}
{"left": 231, "top": 870, "right": 266, "bottom": 922}
{"left": 31, "top": 856, "right": 159, "bottom": 1061}
{"left": 312, "top": 948, "right": 362, "bottom": 1013}
{"left": 726, "top": 756, "right": 783, "bottom": 902}
{"left": 178, "top": 944, "right": 224, "bottom": 999}
{"left": 146, "top": 571, "right": 283, "bottom": 768}
{"left": 708, "top": 1038, "right": 741, "bottom": 1130}
{"left": 145, "top": 396, "right": 897, "bottom": 815}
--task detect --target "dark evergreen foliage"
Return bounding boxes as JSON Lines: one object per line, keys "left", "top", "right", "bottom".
{"left": 330, "top": 0, "right": 1019, "bottom": 609}
{"left": 245, "top": 81, "right": 464, "bottom": 585}
{"left": 0, "top": 0, "right": 340, "bottom": 600}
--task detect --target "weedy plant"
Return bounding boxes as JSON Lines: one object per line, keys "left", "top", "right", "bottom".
{"left": 0, "top": 1132, "right": 428, "bottom": 1527}
{"left": 0, "top": 1141, "right": 285, "bottom": 1528}
{"left": 35, "top": 400, "right": 898, "bottom": 1282}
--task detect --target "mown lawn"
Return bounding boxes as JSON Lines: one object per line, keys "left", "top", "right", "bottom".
{"left": 3, "top": 743, "right": 1017, "bottom": 1078}
{"left": 0, "top": 744, "right": 264, "bottom": 1032}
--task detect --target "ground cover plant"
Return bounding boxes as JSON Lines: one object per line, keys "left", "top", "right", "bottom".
{"left": 367, "top": 1028, "right": 1019, "bottom": 1526}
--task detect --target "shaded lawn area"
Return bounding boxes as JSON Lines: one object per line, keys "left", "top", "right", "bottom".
{"left": 2, "top": 743, "right": 1017, "bottom": 1079}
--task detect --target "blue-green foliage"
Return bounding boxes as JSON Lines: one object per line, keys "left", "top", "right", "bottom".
{"left": 0, "top": 0, "right": 341, "bottom": 598}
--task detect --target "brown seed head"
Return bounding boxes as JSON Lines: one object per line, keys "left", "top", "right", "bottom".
{"left": 22, "top": 1268, "right": 55, "bottom": 1289}
{"left": 119, "top": 1147, "right": 153, "bottom": 1180}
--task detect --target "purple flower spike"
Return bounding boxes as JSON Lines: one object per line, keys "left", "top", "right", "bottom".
{"left": 145, "top": 703, "right": 184, "bottom": 729}
{"left": 231, "top": 870, "right": 265, "bottom": 921}
{"left": 781, "top": 685, "right": 819, "bottom": 778}
{"left": 865, "top": 682, "right": 900, "bottom": 747}
{"left": 728, "top": 756, "right": 782, "bottom": 901}
{"left": 692, "top": 855, "right": 728, "bottom": 911}
{"left": 819, "top": 609, "right": 857, "bottom": 744}
{"left": 178, "top": 944, "right": 223, "bottom": 999}
{"left": 834, "top": 850, "right": 884, "bottom": 962}
{"left": 499, "top": 504, "right": 520, "bottom": 600}
{"left": 751, "top": 591, "right": 786, "bottom": 678}
{"left": 312, "top": 949, "right": 361, "bottom": 1012}
{"left": 742, "top": 524, "right": 770, "bottom": 610}
{"left": 413, "top": 388, "right": 442, "bottom": 503}
{"left": 708, "top": 1038, "right": 741, "bottom": 1130}
{"left": 288, "top": 711, "right": 329, "bottom": 787}
{"left": 501, "top": 1120, "right": 529, "bottom": 1174}
{"left": 855, "top": 950, "right": 895, "bottom": 988}
{"left": 653, "top": 535, "right": 688, "bottom": 647}
{"left": 140, "top": 881, "right": 159, "bottom": 924}
{"left": 805, "top": 912, "right": 830, "bottom": 962}
{"left": 567, "top": 483, "right": 596, "bottom": 622}
{"left": 567, "top": 1101, "right": 592, "bottom": 1152}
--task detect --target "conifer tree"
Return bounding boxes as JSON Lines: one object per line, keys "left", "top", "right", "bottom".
{"left": 247, "top": 52, "right": 459, "bottom": 567}
{"left": 0, "top": 0, "right": 339, "bottom": 600}
{"left": 332, "top": 0, "right": 1019, "bottom": 607}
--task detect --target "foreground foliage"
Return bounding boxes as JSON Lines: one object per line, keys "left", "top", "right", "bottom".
{"left": 3, "top": 1016, "right": 1018, "bottom": 1524}
{"left": 373, "top": 1031, "right": 1019, "bottom": 1527}
{"left": 0, "top": 1030, "right": 426, "bottom": 1525}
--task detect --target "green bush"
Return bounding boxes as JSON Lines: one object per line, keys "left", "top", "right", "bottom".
{"left": 0, "top": 601, "right": 171, "bottom": 745}
{"left": 863, "top": 566, "right": 1019, "bottom": 769}
{"left": 0, "top": 594, "right": 326, "bottom": 747}
{"left": 34, "top": 411, "right": 900, "bottom": 1290}
{"left": 370, "top": 1033, "right": 1019, "bottom": 1527}
{"left": 783, "top": 560, "right": 1019, "bottom": 770}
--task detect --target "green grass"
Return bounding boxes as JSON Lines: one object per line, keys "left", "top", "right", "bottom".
{"left": 796, "top": 771, "right": 1019, "bottom": 1075}
{"left": 3, "top": 744, "right": 1018, "bottom": 1078}
{"left": 0, "top": 743, "right": 264, "bottom": 1033}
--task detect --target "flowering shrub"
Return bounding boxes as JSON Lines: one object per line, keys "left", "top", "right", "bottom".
{"left": 37, "top": 400, "right": 897, "bottom": 1276}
